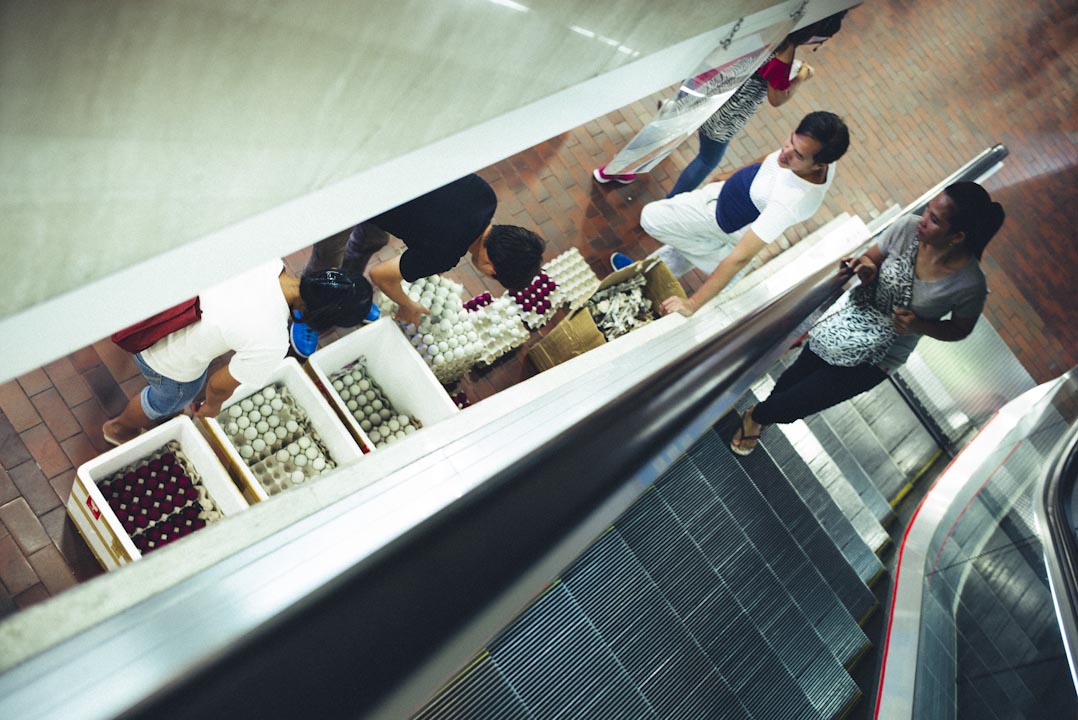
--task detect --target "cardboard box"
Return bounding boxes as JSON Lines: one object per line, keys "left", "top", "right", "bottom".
{"left": 200, "top": 358, "right": 364, "bottom": 504}
{"left": 306, "top": 318, "right": 458, "bottom": 449}
{"left": 528, "top": 258, "right": 685, "bottom": 372}
{"left": 69, "top": 416, "right": 247, "bottom": 571}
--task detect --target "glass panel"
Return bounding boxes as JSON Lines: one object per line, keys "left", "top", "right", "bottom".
{"left": 914, "top": 372, "right": 1078, "bottom": 718}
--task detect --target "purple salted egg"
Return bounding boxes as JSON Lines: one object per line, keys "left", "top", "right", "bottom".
{"left": 148, "top": 506, "right": 163, "bottom": 522}
{"left": 152, "top": 487, "right": 166, "bottom": 502}
{"left": 160, "top": 452, "right": 176, "bottom": 465}
{"left": 521, "top": 300, "right": 534, "bottom": 312}
{"left": 164, "top": 479, "right": 178, "bottom": 495}
{"left": 160, "top": 499, "right": 175, "bottom": 515}
{"left": 192, "top": 517, "right": 207, "bottom": 531}
{"left": 124, "top": 471, "right": 137, "bottom": 484}
{"left": 148, "top": 459, "right": 162, "bottom": 473}
{"left": 135, "top": 514, "right": 150, "bottom": 529}
{"left": 136, "top": 466, "right": 151, "bottom": 480}
{"left": 176, "top": 474, "right": 193, "bottom": 489}
{"left": 184, "top": 506, "right": 199, "bottom": 520}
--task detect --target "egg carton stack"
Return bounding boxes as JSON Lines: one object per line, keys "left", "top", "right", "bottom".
{"left": 465, "top": 292, "right": 531, "bottom": 365}
{"left": 586, "top": 273, "right": 655, "bottom": 340}
{"left": 217, "top": 385, "right": 336, "bottom": 496}
{"left": 508, "top": 272, "right": 559, "bottom": 330}
{"left": 543, "top": 248, "right": 601, "bottom": 311}
{"left": 377, "top": 275, "right": 487, "bottom": 383}
{"left": 97, "top": 442, "right": 218, "bottom": 555}
{"left": 329, "top": 360, "right": 421, "bottom": 448}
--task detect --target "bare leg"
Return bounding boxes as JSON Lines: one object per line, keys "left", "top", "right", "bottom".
{"left": 102, "top": 391, "right": 153, "bottom": 445}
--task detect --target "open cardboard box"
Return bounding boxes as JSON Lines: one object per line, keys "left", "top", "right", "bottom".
{"left": 527, "top": 258, "right": 685, "bottom": 371}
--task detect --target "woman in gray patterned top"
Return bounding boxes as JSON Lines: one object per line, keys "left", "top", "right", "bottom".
{"left": 730, "top": 181, "right": 1006, "bottom": 455}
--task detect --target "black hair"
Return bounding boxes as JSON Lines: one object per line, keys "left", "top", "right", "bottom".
{"left": 795, "top": 111, "right": 850, "bottom": 164}
{"left": 783, "top": 10, "right": 848, "bottom": 49}
{"left": 299, "top": 269, "right": 373, "bottom": 331}
{"left": 942, "top": 182, "right": 1006, "bottom": 259}
{"left": 484, "top": 225, "right": 546, "bottom": 291}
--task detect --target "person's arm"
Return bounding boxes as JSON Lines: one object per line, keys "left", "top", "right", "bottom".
{"left": 660, "top": 229, "right": 767, "bottom": 316}
{"left": 893, "top": 310, "right": 978, "bottom": 341}
{"left": 767, "top": 62, "right": 813, "bottom": 106}
{"left": 369, "top": 256, "right": 430, "bottom": 327}
{"left": 193, "top": 365, "right": 241, "bottom": 418}
{"left": 842, "top": 244, "right": 887, "bottom": 284}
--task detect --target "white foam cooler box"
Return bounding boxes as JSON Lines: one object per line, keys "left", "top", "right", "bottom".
{"left": 201, "top": 357, "right": 363, "bottom": 504}
{"left": 69, "top": 415, "right": 247, "bottom": 572}
{"left": 307, "top": 318, "right": 458, "bottom": 450}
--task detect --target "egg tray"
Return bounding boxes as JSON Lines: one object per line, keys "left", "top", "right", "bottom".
{"left": 330, "top": 359, "right": 421, "bottom": 449}
{"left": 508, "top": 272, "right": 559, "bottom": 330}
{"left": 96, "top": 441, "right": 218, "bottom": 555}
{"left": 467, "top": 296, "right": 531, "bottom": 366}
{"left": 544, "top": 248, "right": 601, "bottom": 311}
{"left": 217, "top": 384, "right": 336, "bottom": 495}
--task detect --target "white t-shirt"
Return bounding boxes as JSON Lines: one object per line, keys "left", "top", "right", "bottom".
{"left": 748, "top": 149, "right": 835, "bottom": 243}
{"left": 140, "top": 260, "right": 290, "bottom": 386}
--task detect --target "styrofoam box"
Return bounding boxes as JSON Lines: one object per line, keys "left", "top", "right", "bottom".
{"left": 68, "top": 416, "right": 247, "bottom": 572}
{"left": 201, "top": 357, "right": 363, "bottom": 503}
{"left": 307, "top": 318, "right": 458, "bottom": 450}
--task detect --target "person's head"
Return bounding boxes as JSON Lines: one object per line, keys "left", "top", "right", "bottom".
{"left": 298, "top": 269, "right": 373, "bottom": 331}
{"left": 778, "top": 111, "right": 849, "bottom": 176}
{"left": 783, "top": 10, "right": 848, "bottom": 50}
{"left": 472, "top": 224, "right": 546, "bottom": 290}
{"left": 917, "top": 182, "right": 1005, "bottom": 259}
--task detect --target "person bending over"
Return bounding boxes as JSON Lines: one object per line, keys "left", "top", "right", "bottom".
{"left": 307, "top": 173, "right": 545, "bottom": 327}
{"left": 102, "top": 262, "right": 372, "bottom": 445}
{"left": 731, "top": 182, "right": 1004, "bottom": 455}
{"left": 613, "top": 111, "right": 849, "bottom": 317}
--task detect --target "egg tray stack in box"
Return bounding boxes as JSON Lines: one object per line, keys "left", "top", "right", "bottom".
{"left": 97, "top": 441, "right": 218, "bottom": 555}
{"left": 377, "top": 275, "right": 488, "bottom": 383}
{"left": 330, "top": 360, "right": 420, "bottom": 448}
{"left": 217, "top": 384, "right": 335, "bottom": 496}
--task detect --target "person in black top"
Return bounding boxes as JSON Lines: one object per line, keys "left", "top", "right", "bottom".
{"left": 307, "top": 174, "right": 545, "bottom": 326}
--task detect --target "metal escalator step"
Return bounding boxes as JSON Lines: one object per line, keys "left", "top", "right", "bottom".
{"left": 412, "top": 653, "right": 530, "bottom": 720}
{"left": 685, "top": 433, "right": 870, "bottom": 664}
{"left": 803, "top": 413, "right": 894, "bottom": 525}
{"left": 751, "top": 411, "right": 885, "bottom": 585}
{"left": 709, "top": 413, "right": 878, "bottom": 624}
{"left": 818, "top": 403, "right": 909, "bottom": 504}
{"left": 848, "top": 382, "right": 940, "bottom": 478}
{"left": 802, "top": 445, "right": 892, "bottom": 554}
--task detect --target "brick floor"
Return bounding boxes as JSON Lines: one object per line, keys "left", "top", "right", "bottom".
{"left": 0, "top": 0, "right": 1074, "bottom": 661}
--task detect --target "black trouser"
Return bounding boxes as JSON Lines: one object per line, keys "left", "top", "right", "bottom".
{"left": 303, "top": 222, "right": 390, "bottom": 277}
{"left": 751, "top": 346, "right": 888, "bottom": 426}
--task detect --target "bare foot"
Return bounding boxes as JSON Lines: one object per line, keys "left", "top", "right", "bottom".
{"left": 102, "top": 419, "right": 140, "bottom": 447}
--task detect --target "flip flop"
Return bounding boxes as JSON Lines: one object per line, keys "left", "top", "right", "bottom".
{"left": 729, "top": 411, "right": 761, "bottom": 456}
{"left": 101, "top": 422, "right": 138, "bottom": 448}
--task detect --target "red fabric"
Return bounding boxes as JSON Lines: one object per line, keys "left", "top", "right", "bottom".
{"left": 757, "top": 57, "right": 793, "bottom": 91}
{"left": 111, "top": 297, "right": 201, "bottom": 353}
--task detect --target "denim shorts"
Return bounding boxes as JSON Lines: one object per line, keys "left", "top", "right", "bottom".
{"left": 134, "top": 353, "right": 209, "bottom": 420}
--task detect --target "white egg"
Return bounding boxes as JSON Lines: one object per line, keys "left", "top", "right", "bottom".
{"left": 304, "top": 447, "right": 318, "bottom": 460}
{"left": 294, "top": 454, "right": 308, "bottom": 467}
{"left": 388, "top": 419, "right": 400, "bottom": 432}
{"left": 262, "top": 387, "right": 277, "bottom": 400}
{"left": 291, "top": 470, "right": 306, "bottom": 484}
{"left": 394, "top": 431, "right": 406, "bottom": 440}
{"left": 286, "top": 420, "right": 299, "bottom": 433}
{"left": 404, "top": 424, "right": 416, "bottom": 434}
{"left": 271, "top": 398, "right": 283, "bottom": 411}
{"left": 360, "top": 419, "right": 372, "bottom": 431}
{"left": 248, "top": 410, "right": 262, "bottom": 424}
{"left": 243, "top": 426, "right": 258, "bottom": 441}
{"left": 347, "top": 399, "right": 358, "bottom": 411}
{"left": 368, "top": 429, "right": 382, "bottom": 443}
{"left": 263, "top": 432, "right": 277, "bottom": 445}
{"left": 287, "top": 443, "right": 300, "bottom": 456}
{"left": 225, "top": 422, "right": 239, "bottom": 436}
{"left": 372, "top": 399, "right": 383, "bottom": 411}
{"left": 312, "top": 458, "right": 326, "bottom": 472}
{"left": 365, "top": 390, "right": 376, "bottom": 401}
{"left": 341, "top": 375, "right": 354, "bottom": 386}
{"left": 297, "top": 436, "right": 312, "bottom": 449}
{"left": 398, "top": 415, "right": 411, "bottom": 426}
{"left": 252, "top": 438, "right": 266, "bottom": 453}
{"left": 276, "top": 449, "right": 290, "bottom": 462}
{"left": 370, "top": 414, "right": 382, "bottom": 427}
{"left": 358, "top": 379, "right": 370, "bottom": 391}
{"left": 339, "top": 388, "right": 351, "bottom": 401}
{"left": 228, "top": 406, "right": 243, "bottom": 419}
{"left": 379, "top": 408, "right": 392, "bottom": 420}
{"left": 239, "top": 445, "right": 254, "bottom": 459}
{"left": 256, "top": 420, "right": 269, "bottom": 434}
{"left": 275, "top": 426, "right": 288, "bottom": 440}
{"left": 236, "top": 416, "right": 251, "bottom": 430}
{"left": 267, "top": 415, "right": 280, "bottom": 428}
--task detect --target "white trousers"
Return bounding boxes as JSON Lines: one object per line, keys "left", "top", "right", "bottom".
{"left": 640, "top": 181, "right": 744, "bottom": 276}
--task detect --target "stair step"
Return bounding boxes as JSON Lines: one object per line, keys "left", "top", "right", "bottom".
{"left": 817, "top": 403, "right": 909, "bottom": 505}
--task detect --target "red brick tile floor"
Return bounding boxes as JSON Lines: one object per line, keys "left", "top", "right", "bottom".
{"left": 2, "top": 0, "right": 1075, "bottom": 629}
